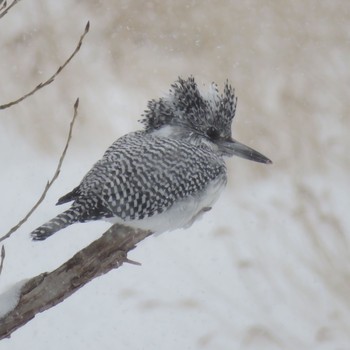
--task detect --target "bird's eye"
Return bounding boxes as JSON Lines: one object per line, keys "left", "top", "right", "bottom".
{"left": 206, "top": 127, "right": 220, "bottom": 140}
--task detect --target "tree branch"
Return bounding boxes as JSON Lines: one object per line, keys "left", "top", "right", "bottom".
{"left": 0, "top": 224, "right": 153, "bottom": 340}
{"left": 0, "top": 0, "right": 21, "bottom": 20}
{"left": 0, "top": 98, "right": 80, "bottom": 242}
{"left": 0, "top": 21, "right": 89, "bottom": 110}
{"left": 0, "top": 246, "right": 5, "bottom": 276}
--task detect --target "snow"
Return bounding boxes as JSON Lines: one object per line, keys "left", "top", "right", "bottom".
{"left": 0, "top": 1, "right": 349, "bottom": 349}
{"left": 0, "top": 280, "right": 28, "bottom": 319}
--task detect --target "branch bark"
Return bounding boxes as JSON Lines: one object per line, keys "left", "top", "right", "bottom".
{"left": 0, "top": 224, "right": 153, "bottom": 340}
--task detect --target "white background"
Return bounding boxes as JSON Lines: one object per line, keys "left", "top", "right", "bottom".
{"left": 1, "top": 1, "right": 349, "bottom": 349}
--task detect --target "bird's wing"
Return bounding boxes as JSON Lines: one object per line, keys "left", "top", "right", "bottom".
{"left": 75, "top": 132, "right": 226, "bottom": 221}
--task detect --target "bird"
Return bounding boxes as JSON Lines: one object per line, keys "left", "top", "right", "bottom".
{"left": 31, "top": 77, "right": 272, "bottom": 241}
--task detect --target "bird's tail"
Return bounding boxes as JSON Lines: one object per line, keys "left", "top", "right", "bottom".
{"left": 31, "top": 207, "right": 82, "bottom": 241}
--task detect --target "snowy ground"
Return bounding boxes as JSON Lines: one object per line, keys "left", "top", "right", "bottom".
{"left": 1, "top": 1, "right": 349, "bottom": 349}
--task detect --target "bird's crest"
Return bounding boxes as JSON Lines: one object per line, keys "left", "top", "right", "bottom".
{"left": 141, "top": 77, "right": 237, "bottom": 138}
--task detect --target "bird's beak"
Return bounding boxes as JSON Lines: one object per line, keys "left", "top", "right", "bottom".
{"left": 220, "top": 138, "right": 272, "bottom": 164}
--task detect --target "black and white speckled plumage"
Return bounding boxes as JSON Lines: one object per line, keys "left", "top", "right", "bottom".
{"left": 141, "top": 77, "right": 236, "bottom": 140}
{"left": 31, "top": 77, "right": 271, "bottom": 240}
{"left": 64, "top": 132, "right": 226, "bottom": 222}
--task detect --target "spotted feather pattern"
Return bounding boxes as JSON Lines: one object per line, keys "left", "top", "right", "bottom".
{"left": 141, "top": 76, "right": 237, "bottom": 140}
{"left": 67, "top": 131, "right": 226, "bottom": 222}
{"left": 30, "top": 77, "right": 235, "bottom": 241}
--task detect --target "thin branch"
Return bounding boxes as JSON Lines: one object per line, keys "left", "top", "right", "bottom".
{"left": 0, "top": 98, "right": 80, "bottom": 242}
{"left": 0, "top": 224, "right": 153, "bottom": 339}
{"left": 0, "top": 0, "right": 21, "bottom": 20}
{"left": 0, "top": 21, "right": 89, "bottom": 110}
{"left": 0, "top": 246, "right": 5, "bottom": 276}
{"left": 0, "top": 1, "right": 7, "bottom": 13}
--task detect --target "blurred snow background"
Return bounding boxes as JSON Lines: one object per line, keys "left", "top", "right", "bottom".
{"left": 0, "top": 0, "right": 349, "bottom": 349}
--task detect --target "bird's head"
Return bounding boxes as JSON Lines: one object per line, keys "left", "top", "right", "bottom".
{"left": 141, "top": 77, "right": 271, "bottom": 164}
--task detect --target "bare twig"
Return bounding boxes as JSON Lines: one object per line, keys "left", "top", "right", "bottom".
{"left": 0, "top": 0, "right": 21, "bottom": 19}
{"left": 0, "top": 1, "right": 7, "bottom": 13}
{"left": 0, "top": 21, "right": 89, "bottom": 110}
{"left": 0, "top": 246, "right": 5, "bottom": 276}
{"left": 0, "top": 99, "right": 80, "bottom": 242}
{"left": 0, "top": 224, "right": 153, "bottom": 339}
